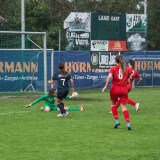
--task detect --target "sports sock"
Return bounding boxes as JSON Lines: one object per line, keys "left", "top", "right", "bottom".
{"left": 68, "top": 108, "right": 80, "bottom": 111}
{"left": 57, "top": 103, "right": 66, "bottom": 114}
{"left": 116, "top": 120, "right": 120, "bottom": 125}
{"left": 111, "top": 106, "right": 119, "bottom": 120}
{"left": 128, "top": 99, "right": 136, "bottom": 106}
{"left": 123, "top": 110, "right": 130, "bottom": 123}
{"left": 127, "top": 123, "right": 131, "bottom": 128}
{"left": 115, "top": 100, "right": 120, "bottom": 109}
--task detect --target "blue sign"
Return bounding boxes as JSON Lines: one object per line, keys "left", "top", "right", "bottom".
{"left": 0, "top": 50, "right": 160, "bottom": 92}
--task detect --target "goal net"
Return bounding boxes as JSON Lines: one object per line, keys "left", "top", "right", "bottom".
{"left": 0, "top": 31, "right": 49, "bottom": 93}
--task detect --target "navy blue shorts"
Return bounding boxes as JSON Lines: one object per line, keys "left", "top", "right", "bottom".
{"left": 57, "top": 88, "right": 69, "bottom": 100}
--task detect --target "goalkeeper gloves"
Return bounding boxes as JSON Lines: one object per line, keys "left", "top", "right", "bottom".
{"left": 25, "top": 103, "right": 32, "bottom": 108}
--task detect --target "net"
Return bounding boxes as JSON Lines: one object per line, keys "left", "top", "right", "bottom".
{"left": 0, "top": 31, "right": 48, "bottom": 92}
{"left": 0, "top": 50, "right": 44, "bottom": 92}
{"left": 0, "top": 33, "right": 43, "bottom": 49}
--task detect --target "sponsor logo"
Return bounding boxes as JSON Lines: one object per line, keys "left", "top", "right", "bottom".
{"left": 109, "top": 41, "right": 126, "bottom": 51}
{"left": 114, "top": 41, "right": 121, "bottom": 48}
{"left": 91, "top": 53, "right": 98, "bottom": 65}
{"left": 91, "top": 40, "right": 109, "bottom": 51}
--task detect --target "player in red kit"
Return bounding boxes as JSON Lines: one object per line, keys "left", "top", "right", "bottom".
{"left": 115, "top": 59, "right": 142, "bottom": 112}
{"left": 102, "top": 55, "right": 131, "bottom": 130}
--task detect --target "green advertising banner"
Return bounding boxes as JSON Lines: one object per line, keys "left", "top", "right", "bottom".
{"left": 126, "top": 14, "right": 147, "bottom": 33}
{"left": 91, "top": 13, "right": 126, "bottom": 41}
{"left": 66, "top": 31, "right": 90, "bottom": 51}
{"left": 64, "top": 12, "right": 91, "bottom": 51}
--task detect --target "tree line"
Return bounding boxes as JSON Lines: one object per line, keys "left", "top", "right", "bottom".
{"left": 0, "top": 0, "right": 159, "bottom": 50}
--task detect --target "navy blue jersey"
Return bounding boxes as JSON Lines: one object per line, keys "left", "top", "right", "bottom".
{"left": 52, "top": 71, "right": 71, "bottom": 89}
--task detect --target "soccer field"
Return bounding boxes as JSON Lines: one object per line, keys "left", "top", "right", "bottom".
{"left": 0, "top": 87, "right": 159, "bottom": 160}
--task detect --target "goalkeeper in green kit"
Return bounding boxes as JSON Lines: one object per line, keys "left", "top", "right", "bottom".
{"left": 25, "top": 88, "right": 84, "bottom": 112}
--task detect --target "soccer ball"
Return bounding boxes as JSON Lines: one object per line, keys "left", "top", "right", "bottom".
{"left": 72, "top": 92, "right": 79, "bottom": 98}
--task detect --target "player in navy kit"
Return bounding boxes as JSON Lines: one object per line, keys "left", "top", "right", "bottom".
{"left": 48, "top": 63, "right": 74, "bottom": 117}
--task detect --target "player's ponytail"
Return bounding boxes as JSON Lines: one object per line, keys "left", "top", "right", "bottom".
{"left": 115, "top": 55, "right": 126, "bottom": 74}
{"left": 129, "top": 59, "right": 135, "bottom": 69}
{"left": 58, "top": 63, "right": 70, "bottom": 76}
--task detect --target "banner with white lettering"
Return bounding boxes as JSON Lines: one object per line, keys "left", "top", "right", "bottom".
{"left": 53, "top": 51, "right": 160, "bottom": 89}
{"left": 0, "top": 51, "right": 52, "bottom": 92}
{"left": 53, "top": 51, "right": 109, "bottom": 90}
{"left": 126, "top": 14, "right": 147, "bottom": 33}
{"left": 0, "top": 51, "right": 160, "bottom": 92}
{"left": 109, "top": 41, "right": 126, "bottom": 51}
{"left": 90, "top": 52, "right": 119, "bottom": 69}
{"left": 126, "top": 14, "right": 147, "bottom": 51}
{"left": 66, "top": 31, "right": 90, "bottom": 51}
{"left": 122, "top": 51, "right": 160, "bottom": 87}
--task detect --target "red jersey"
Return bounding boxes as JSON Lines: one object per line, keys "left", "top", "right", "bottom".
{"left": 128, "top": 67, "right": 141, "bottom": 84}
{"left": 109, "top": 65, "right": 129, "bottom": 87}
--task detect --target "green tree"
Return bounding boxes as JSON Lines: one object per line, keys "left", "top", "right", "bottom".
{"left": 0, "top": 0, "right": 160, "bottom": 50}
{"left": 147, "top": 0, "right": 160, "bottom": 50}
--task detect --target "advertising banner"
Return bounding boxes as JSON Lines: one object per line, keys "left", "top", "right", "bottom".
{"left": 1, "top": 51, "right": 160, "bottom": 92}
{"left": 66, "top": 31, "right": 90, "bottom": 51}
{"left": 126, "top": 14, "right": 147, "bottom": 33}
{"left": 90, "top": 52, "right": 119, "bottom": 69}
{"left": 90, "top": 40, "right": 109, "bottom": 51}
{"left": 122, "top": 51, "right": 160, "bottom": 87}
{"left": 109, "top": 41, "right": 126, "bottom": 51}
{"left": 53, "top": 51, "right": 109, "bottom": 89}
{"left": 64, "top": 12, "right": 91, "bottom": 32}
{"left": 64, "top": 12, "right": 91, "bottom": 51}
{"left": 0, "top": 51, "right": 47, "bottom": 92}
{"left": 126, "top": 33, "right": 147, "bottom": 51}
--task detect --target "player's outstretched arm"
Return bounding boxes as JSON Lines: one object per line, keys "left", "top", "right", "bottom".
{"left": 70, "top": 79, "right": 74, "bottom": 93}
{"left": 25, "top": 103, "right": 32, "bottom": 108}
{"left": 102, "top": 73, "right": 112, "bottom": 93}
{"left": 137, "top": 78, "right": 142, "bottom": 85}
{"left": 127, "top": 78, "right": 130, "bottom": 84}
{"left": 25, "top": 95, "right": 46, "bottom": 108}
{"left": 48, "top": 79, "right": 54, "bottom": 84}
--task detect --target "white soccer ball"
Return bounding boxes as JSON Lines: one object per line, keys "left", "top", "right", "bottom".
{"left": 72, "top": 92, "right": 79, "bottom": 98}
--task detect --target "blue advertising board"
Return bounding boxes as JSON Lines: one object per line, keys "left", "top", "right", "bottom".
{"left": 0, "top": 50, "right": 47, "bottom": 92}
{"left": 53, "top": 51, "right": 160, "bottom": 89}
{"left": 0, "top": 50, "right": 160, "bottom": 92}
{"left": 52, "top": 51, "right": 109, "bottom": 90}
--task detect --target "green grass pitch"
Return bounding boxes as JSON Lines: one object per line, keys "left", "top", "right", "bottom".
{"left": 0, "top": 87, "right": 160, "bottom": 160}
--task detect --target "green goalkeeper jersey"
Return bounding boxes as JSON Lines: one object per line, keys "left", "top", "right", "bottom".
{"left": 31, "top": 93, "right": 70, "bottom": 110}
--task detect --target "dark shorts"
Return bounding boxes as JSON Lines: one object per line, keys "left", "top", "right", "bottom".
{"left": 57, "top": 88, "right": 69, "bottom": 100}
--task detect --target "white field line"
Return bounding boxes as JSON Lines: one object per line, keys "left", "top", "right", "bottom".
{"left": 0, "top": 95, "right": 42, "bottom": 99}
{"left": 0, "top": 110, "right": 32, "bottom": 116}
{"left": 0, "top": 96, "right": 18, "bottom": 100}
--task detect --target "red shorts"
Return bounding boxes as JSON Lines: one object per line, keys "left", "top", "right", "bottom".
{"left": 127, "top": 83, "right": 132, "bottom": 93}
{"left": 110, "top": 85, "right": 128, "bottom": 104}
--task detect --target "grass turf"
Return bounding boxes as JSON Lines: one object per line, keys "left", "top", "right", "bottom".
{"left": 0, "top": 87, "right": 159, "bottom": 160}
